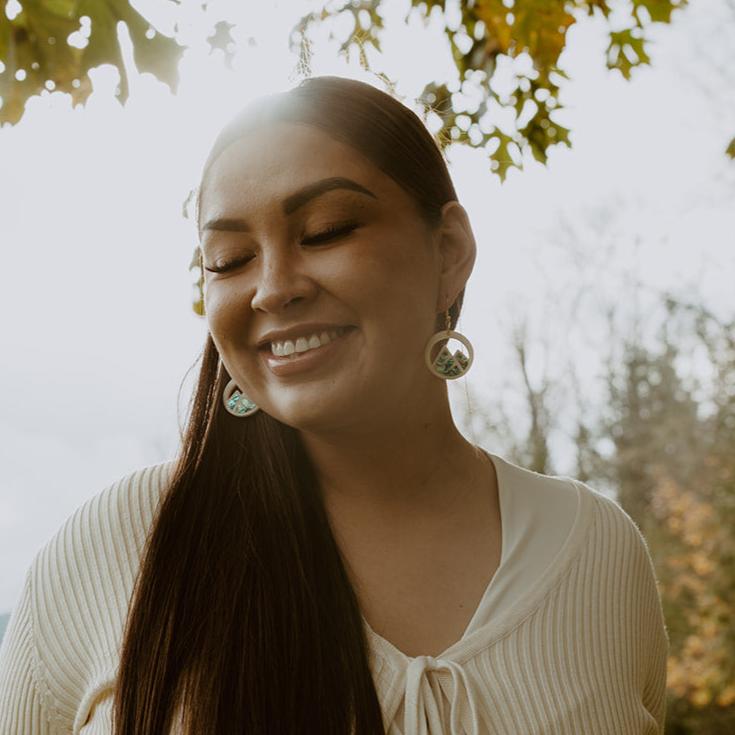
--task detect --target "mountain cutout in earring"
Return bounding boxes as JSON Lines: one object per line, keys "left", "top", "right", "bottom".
{"left": 433, "top": 344, "right": 470, "bottom": 378}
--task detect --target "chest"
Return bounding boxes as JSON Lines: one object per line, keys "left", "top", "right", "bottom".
{"left": 341, "top": 502, "right": 503, "bottom": 659}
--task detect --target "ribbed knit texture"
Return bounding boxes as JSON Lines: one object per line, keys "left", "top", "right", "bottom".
{"left": 0, "top": 459, "right": 669, "bottom": 734}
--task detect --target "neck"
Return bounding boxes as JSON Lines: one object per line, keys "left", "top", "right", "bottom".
{"left": 299, "top": 392, "right": 488, "bottom": 527}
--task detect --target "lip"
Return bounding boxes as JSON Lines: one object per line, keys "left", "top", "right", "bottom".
{"left": 257, "top": 322, "right": 352, "bottom": 348}
{"left": 261, "top": 326, "right": 356, "bottom": 377}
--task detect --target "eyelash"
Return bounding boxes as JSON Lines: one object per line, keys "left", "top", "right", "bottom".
{"left": 204, "top": 222, "right": 360, "bottom": 274}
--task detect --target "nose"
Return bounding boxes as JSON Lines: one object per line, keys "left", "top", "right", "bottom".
{"left": 250, "top": 248, "right": 317, "bottom": 313}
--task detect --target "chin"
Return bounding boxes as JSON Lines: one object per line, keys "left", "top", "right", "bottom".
{"left": 278, "top": 401, "right": 352, "bottom": 434}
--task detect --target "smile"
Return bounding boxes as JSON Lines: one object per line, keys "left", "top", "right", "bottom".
{"left": 269, "top": 325, "right": 351, "bottom": 356}
{"left": 260, "top": 326, "right": 356, "bottom": 377}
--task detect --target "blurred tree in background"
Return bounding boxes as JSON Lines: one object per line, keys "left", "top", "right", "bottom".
{"left": 462, "top": 289, "right": 735, "bottom": 734}
{"left": 605, "top": 303, "right": 735, "bottom": 733}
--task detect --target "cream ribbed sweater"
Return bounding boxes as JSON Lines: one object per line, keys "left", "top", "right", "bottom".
{"left": 0, "top": 454, "right": 669, "bottom": 734}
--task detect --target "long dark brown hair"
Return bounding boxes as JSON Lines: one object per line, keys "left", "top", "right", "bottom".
{"left": 113, "top": 75, "right": 465, "bottom": 734}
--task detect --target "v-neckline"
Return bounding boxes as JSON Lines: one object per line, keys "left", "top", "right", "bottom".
{"left": 360, "top": 447, "right": 506, "bottom": 661}
{"left": 362, "top": 449, "right": 594, "bottom": 667}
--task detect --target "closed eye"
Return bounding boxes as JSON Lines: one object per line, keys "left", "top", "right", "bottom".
{"left": 204, "top": 222, "right": 360, "bottom": 273}
{"left": 302, "top": 221, "right": 359, "bottom": 245}
{"left": 204, "top": 255, "right": 254, "bottom": 274}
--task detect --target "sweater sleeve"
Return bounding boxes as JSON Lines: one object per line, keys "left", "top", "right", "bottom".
{"left": 0, "top": 565, "right": 53, "bottom": 734}
{"left": 577, "top": 481, "right": 670, "bottom": 734}
{"left": 0, "top": 460, "right": 176, "bottom": 734}
{"left": 638, "top": 527, "right": 670, "bottom": 733}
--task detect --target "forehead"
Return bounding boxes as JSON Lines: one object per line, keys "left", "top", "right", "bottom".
{"left": 200, "top": 122, "right": 391, "bottom": 218}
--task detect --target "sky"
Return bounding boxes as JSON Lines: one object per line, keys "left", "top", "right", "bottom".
{"left": 0, "top": 0, "right": 733, "bottom": 612}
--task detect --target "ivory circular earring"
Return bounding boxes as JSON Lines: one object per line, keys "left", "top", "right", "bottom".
{"left": 424, "top": 307, "right": 474, "bottom": 380}
{"left": 222, "top": 378, "right": 260, "bottom": 417}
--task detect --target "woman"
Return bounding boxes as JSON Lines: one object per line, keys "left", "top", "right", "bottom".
{"left": 0, "top": 75, "right": 668, "bottom": 734}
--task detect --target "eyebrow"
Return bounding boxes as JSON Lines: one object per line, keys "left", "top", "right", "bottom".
{"left": 201, "top": 177, "right": 377, "bottom": 234}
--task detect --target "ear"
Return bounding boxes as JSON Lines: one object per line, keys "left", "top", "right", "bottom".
{"left": 434, "top": 201, "right": 477, "bottom": 312}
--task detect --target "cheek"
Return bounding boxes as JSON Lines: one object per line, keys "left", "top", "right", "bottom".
{"left": 349, "top": 241, "right": 435, "bottom": 343}
{"left": 375, "top": 236, "right": 434, "bottom": 298}
{"left": 345, "top": 230, "right": 432, "bottom": 297}
{"left": 205, "top": 291, "right": 251, "bottom": 353}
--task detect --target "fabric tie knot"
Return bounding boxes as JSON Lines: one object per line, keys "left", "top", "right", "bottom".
{"left": 404, "top": 654, "right": 481, "bottom": 734}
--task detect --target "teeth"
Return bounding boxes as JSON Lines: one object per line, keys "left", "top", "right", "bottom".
{"left": 270, "top": 327, "right": 346, "bottom": 357}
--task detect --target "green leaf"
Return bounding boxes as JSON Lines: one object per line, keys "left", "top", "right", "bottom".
{"left": 606, "top": 28, "right": 651, "bottom": 80}
{"left": 77, "top": 0, "right": 128, "bottom": 102}
{"left": 487, "top": 129, "right": 516, "bottom": 182}
{"left": 36, "top": 0, "right": 79, "bottom": 19}
{"left": 0, "top": 0, "right": 184, "bottom": 125}
{"left": 0, "top": 4, "right": 81, "bottom": 124}
{"left": 106, "top": 0, "right": 183, "bottom": 95}
{"left": 633, "top": 0, "right": 682, "bottom": 24}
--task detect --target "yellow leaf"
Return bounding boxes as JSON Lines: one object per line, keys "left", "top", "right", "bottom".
{"left": 691, "top": 688, "right": 711, "bottom": 707}
{"left": 717, "top": 685, "right": 735, "bottom": 707}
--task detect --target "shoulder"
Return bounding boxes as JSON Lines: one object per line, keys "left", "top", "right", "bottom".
{"left": 494, "top": 454, "right": 653, "bottom": 567}
{"left": 31, "top": 456, "right": 178, "bottom": 610}
{"left": 503, "top": 456, "right": 662, "bottom": 589}
{"left": 31, "top": 458, "right": 178, "bottom": 600}
{"left": 570, "top": 478, "right": 668, "bottom": 638}
{"left": 23, "top": 459, "right": 178, "bottom": 723}
{"left": 572, "top": 478, "right": 657, "bottom": 566}
{"left": 491, "top": 452, "right": 580, "bottom": 506}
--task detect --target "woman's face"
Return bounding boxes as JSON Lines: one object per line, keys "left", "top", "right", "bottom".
{"left": 198, "top": 121, "right": 458, "bottom": 434}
